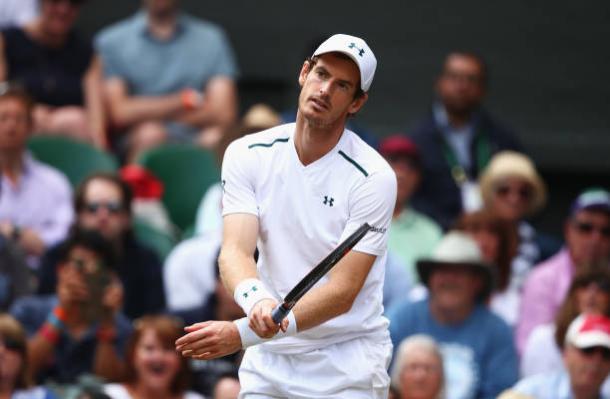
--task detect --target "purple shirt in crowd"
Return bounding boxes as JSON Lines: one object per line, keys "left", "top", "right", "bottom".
{"left": 516, "top": 248, "right": 575, "bottom": 354}
{"left": 0, "top": 153, "right": 73, "bottom": 266}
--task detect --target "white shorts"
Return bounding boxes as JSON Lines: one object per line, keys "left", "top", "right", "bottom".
{"left": 238, "top": 336, "right": 392, "bottom": 399}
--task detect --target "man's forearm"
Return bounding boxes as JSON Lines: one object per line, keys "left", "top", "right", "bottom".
{"left": 290, "top": 251, "right": 375, "bottom": 332}
{"left": 108, "top": 94, "right": 184, "bottom": 127}
{"left": 175, "top": 96, "right": 236, "bottom": 128}
{"left": 18, "top": 227, "right": 46, "bottom": 256}
{"left": 175, "top": 77, "right": 237, "bottom": 128}
{"left": 291, "top": 282, "right": 356, "bottom": 332}
{"left": 83, "top": 56, "right": 107, "bottom": 148}
{"left": 218, "top": 247, "right": 259, "bottom": 295}
{"left": 27, "top": 334, "right": 55, "bottom": 378}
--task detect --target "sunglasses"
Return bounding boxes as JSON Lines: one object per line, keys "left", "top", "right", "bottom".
{"left": 83, "top": 201, "right": 123, "bottom": 214}
{"left": 579, "top": 346, "right": 610, "bottom": 361}
{"left": 573, "top": 221, "right": 610, "bottom": 238}
{"left": 1, "top": 336, "right": 24, "bottom": 352}
{"left": 495, "top": 184, "right": 532, "bottom": 201}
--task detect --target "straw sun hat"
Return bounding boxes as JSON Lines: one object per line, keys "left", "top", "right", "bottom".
{"left": 479, "top": 151, "right": 546, "bottom": 216}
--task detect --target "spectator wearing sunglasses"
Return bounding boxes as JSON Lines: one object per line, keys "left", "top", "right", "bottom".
{"left": 0, "top": 83, "right": 74, "bottom": 269}
{"left": 37, "top": 172, "right": 165, "bottom": 320}
{"left": 517, "top": 188, "right": 610, "bottom": 354}
{"left": 0, "top": 0, "right": 106, "bottom": 147}
{"left": 478, "top": 151, "right": 561, "bottom": 326}
{"left": 0, "top": 313, "right": 57, "bottom": 399}
{"left": 510, "top": 314, "right": 610, "bottom": 399}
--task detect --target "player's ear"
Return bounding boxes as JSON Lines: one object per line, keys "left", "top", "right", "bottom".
{"left": 298, "top": 60, "right": 312, "bottom": 87}
{"left": 348, "top": 92, "right": 368, "bottom": 115}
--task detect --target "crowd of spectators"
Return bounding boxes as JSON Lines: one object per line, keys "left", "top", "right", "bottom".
{"left": 1, "top": 1, "right": 609, "bottom": 398}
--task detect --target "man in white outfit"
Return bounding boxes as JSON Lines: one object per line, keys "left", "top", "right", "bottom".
{"left": 176, "top": 33, "right": 397, "bottom": 398}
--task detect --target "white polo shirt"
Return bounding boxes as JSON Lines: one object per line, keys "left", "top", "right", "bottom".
{"left": 221, "top": 123, "right": 397, "bottom": 353}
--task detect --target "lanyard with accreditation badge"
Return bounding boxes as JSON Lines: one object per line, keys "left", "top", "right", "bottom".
{"left": 441, "top": 133, "right": 492, "bottom": 211}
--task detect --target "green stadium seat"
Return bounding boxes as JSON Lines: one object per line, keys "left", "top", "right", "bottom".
{"left": 27, "top": 136, "right": 118, "bottom": 188}
{"left": 137, "top": 144, "right": 220, "bottom": 232}
{"left": 132, "top": 218, "right": 176, "bottom": 260}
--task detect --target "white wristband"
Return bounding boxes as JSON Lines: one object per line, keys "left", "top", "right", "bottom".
{"left": 234, "top": 278, "right": 274, "bottom": 316}
{"left": 233, "top": 311, "right": 298, "bottom": 349}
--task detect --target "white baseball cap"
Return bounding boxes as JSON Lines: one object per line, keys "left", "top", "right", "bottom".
{"left": 313, "top": 34, "right": 377, "bottom": 92}
{"left": 566, "top": 314, "right": 610, "bottom": 349}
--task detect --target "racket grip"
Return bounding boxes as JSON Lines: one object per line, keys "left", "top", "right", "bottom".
{"left": 271, "top": 304, "right": 290, "bottom": 324}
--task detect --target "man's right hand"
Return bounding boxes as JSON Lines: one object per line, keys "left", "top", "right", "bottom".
{"left": 175, "top": 320, "right": 242, "bottom": 360}
{"left": 248, "top": 298, "right": 289, "bottom": 338}
{"left": 57, "top": 266, "right": 88, "bottom": 308}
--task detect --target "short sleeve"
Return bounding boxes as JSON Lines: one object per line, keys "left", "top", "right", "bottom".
{"left": 94, "top": 31, "right": 124, "bottom": 79}
{"left": 221, "top": 139, "right": 259, "bottom": 217}
{"left": 340, "top": 168, "right": 397, "bottom": 256}
{"left": 210, "top": 29, "right": 239, "bottom": 79}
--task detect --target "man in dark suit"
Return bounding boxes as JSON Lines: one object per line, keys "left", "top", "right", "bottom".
{"left": 409, "top": 52, "right": 523, "bottom": 229}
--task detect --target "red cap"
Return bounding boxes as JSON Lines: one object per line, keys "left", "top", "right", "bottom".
{"left": 566, "top": 314, "right": 610, "bottom": 349}
{"left": 379, "top": 135, "right": 420, "bottom": 162}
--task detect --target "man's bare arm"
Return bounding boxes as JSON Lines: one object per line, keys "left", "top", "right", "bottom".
{"left": 292, "top": 250, "right": 376, "bottom": 331}
{"left": 252, "top": 249, "right": 376, "bottom": 336}
{"left": 83, "top": 55, "right": 107, "bottom": 148}
{"left": 218, "top": 213, "right": 259, "bottom": 293}
{"left": 104, "top": 77, "right": 184, "bottom": 128}
{"left": 27, "top": 333, "right": 55, "bottom": 378}
{"left": 176, "top": 76, "right": 237, "bottom": 128}
{"left": 176, "top": 246, "right": 378, "bottom": 358}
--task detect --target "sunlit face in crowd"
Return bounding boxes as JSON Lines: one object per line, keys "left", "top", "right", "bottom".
{"left": 566, "top": 210, "right": 610, "bottom": 268}
{"left": 564, "top": 344, "right": 610, "bottom": 394}
{"left": 78, "top": 178, "right": 129, "bottom": 241}
{"left": 298, "top": 53, "right": 367, "bottom": 130}
{"left": 436, "top": 54, "right": 485, "bottom": 117}
{"left": 490, "top": 177, "right": 534, "bottom": 222}
{"left": 575, "top": 282, "right": 610, "bottom": 316}
{"left": 429, "top": 265, "right": 482, "bottom": 311}
{"left": 387, "top": 156, "right": 420, "bottom": 209}
{"left": 40, "top": 0, "right": 83, "bottom": 37}
{"left": 0, "top": 335, "right": 24, "bottom": 386}
{"left": 0, "top": 97, "right": 30, "bottom": 152}
{"left": 399, "top": 348, "right": 443, "bottom": 399}
{"left": 133, "top": 329, "right": 181, "bottom": 391}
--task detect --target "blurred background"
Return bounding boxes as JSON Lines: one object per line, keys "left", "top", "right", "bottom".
{"left": 76, "top": 0, "right": 610, "bottom": 235}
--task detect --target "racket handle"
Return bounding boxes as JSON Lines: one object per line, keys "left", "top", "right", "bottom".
{"left": 271, "top": 304, "right": 290, "bottom": 324}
